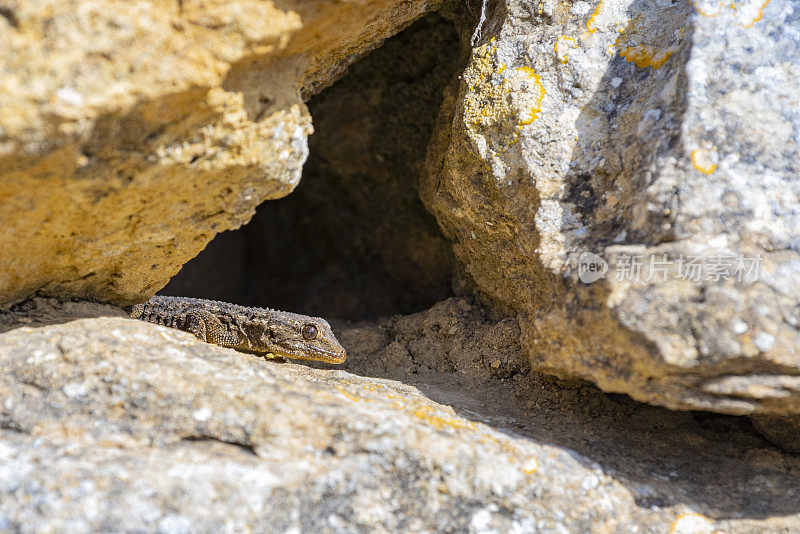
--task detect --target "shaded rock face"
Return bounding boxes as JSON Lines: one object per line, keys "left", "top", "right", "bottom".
{"left": 420, "top": 0, "right": 800, "bottom": 414}
{"left": 165, "top": 14, "right": 462, "bottom": 321}
{"left": 2, "top": 300, "right": 800, "bottom": 532}
{"left": 751, "top": 414, "right": 800, "bottom": 455}
{"left": 0, "top": 0, "right": 441, "bottom": 307}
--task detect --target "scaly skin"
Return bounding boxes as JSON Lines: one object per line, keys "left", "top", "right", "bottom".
{"left": 126, "top": 296, "right": 346, "bottom": 364}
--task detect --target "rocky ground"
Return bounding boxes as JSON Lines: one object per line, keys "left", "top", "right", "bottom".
{"left": 1, "top": 298, "right": 799, "bottom": 532}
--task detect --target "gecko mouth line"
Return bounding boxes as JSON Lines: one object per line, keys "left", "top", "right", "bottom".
{"left": 283, "top": 348, "right": 347, "bottom": 364}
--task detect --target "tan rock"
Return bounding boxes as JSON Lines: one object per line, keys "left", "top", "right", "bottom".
{"left": 0, "top": 0, "right": 439, "bottom": 307}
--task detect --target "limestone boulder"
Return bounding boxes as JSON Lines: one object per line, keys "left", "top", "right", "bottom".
{"left": 1, "top": 299, "right": 798, "bottom": 531}
{"left": 421, "top": 0, "right": 800, "bottom": 414}
{"left": 0, "top": 303, "right": 654, "bottom": 532}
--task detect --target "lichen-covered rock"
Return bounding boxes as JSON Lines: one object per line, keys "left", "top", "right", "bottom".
{"left": 421, "top": 0, "right": 800, "bottom": 414}
{"left": 0, "top": 305, "right": 649, "bottom": 532}
{"left": 1, "top": 300, "right": 797, "bottom": 532}
{"left": 0, "top": 0, "right": 439, "bottom": 307}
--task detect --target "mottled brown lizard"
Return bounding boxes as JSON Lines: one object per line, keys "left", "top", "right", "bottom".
{"left": 126, "top": 296, "right": 346, "bottom": 364}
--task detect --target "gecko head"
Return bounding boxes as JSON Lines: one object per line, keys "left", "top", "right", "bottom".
{"left": 262, "top": 314, "right": 347, "bottom": 364}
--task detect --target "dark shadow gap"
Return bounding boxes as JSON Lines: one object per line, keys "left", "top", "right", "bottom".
{"left": 163, "top": 13, "right": 463, "bottom": 322}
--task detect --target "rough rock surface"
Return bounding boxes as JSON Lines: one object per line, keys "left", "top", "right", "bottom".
{"left": 420, "top": 0, "right": 800, "bottom": 414}
{"left": 0, "top": 0, "right": 440, "bottom": 307}
{"left": 2, "top": 299, "right": 800, "bottom": 532}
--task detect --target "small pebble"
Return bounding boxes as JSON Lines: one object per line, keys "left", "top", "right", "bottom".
{"left": 62, "top": 382, "right": 88, "bottom": 398}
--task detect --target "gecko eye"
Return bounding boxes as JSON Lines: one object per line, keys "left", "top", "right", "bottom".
{"left": 301, "top": 323, "right": 318, "bottom": 340}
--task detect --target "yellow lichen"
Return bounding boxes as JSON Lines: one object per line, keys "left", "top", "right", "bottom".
{"left": 555, "top": 35, "right": 578, "bottom": 64}
{"left": 613, "top": 9, "right": 685, "bottom": 71}
{"left": 515, "top": 67, "right": 545, "bottom": 126}
{"left": 336, "top": 383, "right": 480, "bottom": 431}
{"left": 335, "top": 386, "right": 370, "bottom": 403}
{"left": 522, "top": 457, "right": 539, "bottom": 474}
{"left": 585, "top": 1, "right": 604, "bottom": 34}
{"left": 690, "top": 146, "right": 718, "bottom": 174}
{"left": 462, "top": 41, "right": 546, "bottom": 157}
{"left": 462, "top": 41, "right": 512, "bottom": 133}
{"left": 692, "top": 0, "right": 771, "bottom": 27}
{"left": 691, "top": 0, "right": 724, "bottom": 17}
{"left": 742, "top": 0, "right": 771, "bottom": 27}
{"left": 412, "top": 407, "right": 476, "bottom": 431}
{"left": 619, "top": 46, "right": 674, "bottom": 69}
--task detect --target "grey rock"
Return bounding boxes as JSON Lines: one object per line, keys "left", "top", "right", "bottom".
{"left": 0, "top": 305, "right": 651, "bottom": 532}
{"left": 421, "top": 0, "right": 800, "bottom": 413}
{"left": 1, "top": 299, "right": 800, "bottom": 532}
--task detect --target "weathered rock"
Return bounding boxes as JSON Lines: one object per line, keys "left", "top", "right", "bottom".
{"left": 420, "top": 0, "right": 800, "bottom": 414}
{"left": 2, "top": 299, "right": 800, "bottom": 532}
{"left": 0, "top": 304, "right": 647, "bottom": 532}
{"left": 0, "top": 0, "right": 440, "bottom": 307}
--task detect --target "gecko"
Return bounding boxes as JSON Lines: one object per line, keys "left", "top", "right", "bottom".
{"left": 126, "top": 296, "right": 346, "bottom": 364}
